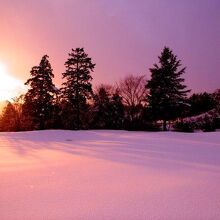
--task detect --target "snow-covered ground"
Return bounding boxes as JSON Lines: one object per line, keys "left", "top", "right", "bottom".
{"left": 0, "top": 130, "right": 220, "bottom": 220}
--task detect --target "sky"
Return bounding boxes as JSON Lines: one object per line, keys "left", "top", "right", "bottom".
{"left": 0, "top": 0, "right": 219, "bottom": 94}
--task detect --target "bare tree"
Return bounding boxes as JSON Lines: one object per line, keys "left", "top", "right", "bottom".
{"left": 117, "top": 75, "right": 148, "bottom": 107}
{"left": 117, "top": 74, "right": 148, "bottom": 122}
{"left": 12, "top": 95, "right": 24, "bottom": 130}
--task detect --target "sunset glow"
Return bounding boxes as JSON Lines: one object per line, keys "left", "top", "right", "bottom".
{"left": 0, "top": 1, "right": 219, "bottom": 219}
{"left": 0, "top": 62, "right": 25, "bottom": 101}
{"left": 0, "top": 1, "right": 219, "bottom": 93}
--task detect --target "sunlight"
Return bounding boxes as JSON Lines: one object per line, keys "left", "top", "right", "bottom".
{"left": 0, "top": 62, "right": 25, "bottom": 101}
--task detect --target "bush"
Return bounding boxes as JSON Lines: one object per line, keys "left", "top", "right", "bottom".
{"left": 173, "top": 121, "right": 194, "bottom": 132}
{"left": 214, "top": 117, "right": 220, "bottom": 129}
{"left": 201, "top": 118, "right": 216, "bottom": 132}
{"left": 124, "top": 119, "right": 160, "bottom": 131}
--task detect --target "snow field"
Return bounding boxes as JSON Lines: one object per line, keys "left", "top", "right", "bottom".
{"left": 0, "top": 130, "right": 220, "bottom": 220}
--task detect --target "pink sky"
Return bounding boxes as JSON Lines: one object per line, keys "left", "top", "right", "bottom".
{"left": 0, "top": 0, "right": 219, "bottom": 93}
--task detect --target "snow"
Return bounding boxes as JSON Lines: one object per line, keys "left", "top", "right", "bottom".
{"left": 183, "top": 107, "right": 220, "bottom": 125}
{"left": 0, "top": 130, "right": 220, "bottom": 220}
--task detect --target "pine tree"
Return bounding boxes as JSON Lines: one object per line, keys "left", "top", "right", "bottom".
{"left": 146, "top": 47, "right": 190, "bottom": 131}
{"left": 188, "top": 92, "right": 216, "bottom": 116}
{"left": 0, "top": 102, "right": 17, "bottom": 131}
{"left": 110, "top": 92, "right": 124, "bottom": 129}
{"left": 62, "top": 48, "right": 95, "bottom": 130}
{"left": 92, "top": 86, "right": 112, "bottom": 129}
{"left": 23, "top": 55, "right": 56, "bottom": 130}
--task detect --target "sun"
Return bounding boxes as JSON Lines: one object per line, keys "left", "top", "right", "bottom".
{"left": 0, "top": 62, "right": 25, "bottom": 101}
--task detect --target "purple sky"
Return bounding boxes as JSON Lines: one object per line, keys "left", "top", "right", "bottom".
{"left": 0, "top": 0, "right": 219, "bottom": 93}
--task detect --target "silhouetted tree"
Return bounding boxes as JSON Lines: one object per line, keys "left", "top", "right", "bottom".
{"left": 48, "top": 87, "right": 61, "bottom": 129}
{"left": 188, "top": 92, "right": 216, "bottom": 116}
{"left": 92, "top": 86, "right": 112, "bottom": 129}
{"left": 0, "top": 102, "right": 17, "bottom": 131}
{"left": 146, "top": 47, "right": 190, "bottom": 131}
{"left": 117, "top": 75, "right": 148, "bottom": 124}
{"left": 214, "top": 89, "right": 220, "bottom": 109}
{"left": 212, "top": 89, "right": 220, "bottom": 129}
{"left": 23, "top": 55, "right": 56, "bottom": 130}
{"left": 12, "top": 95, "right": 24, "bottom": 131}
{"left": 62, "top": 48, "right": 95, "bottom": 129}
{"left": 110, "top": 91, "right": 124, "bottom": 129}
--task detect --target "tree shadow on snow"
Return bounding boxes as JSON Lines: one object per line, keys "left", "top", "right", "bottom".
{"left": 1, "top": 130, "right": 220, "bottom": 173}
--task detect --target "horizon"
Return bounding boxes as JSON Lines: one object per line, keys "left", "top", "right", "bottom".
{"left": 0, "top": 2, "right": 220, "bottom": 218}
{"left": 0, "top": 0, "right": 219, "bottom": 100}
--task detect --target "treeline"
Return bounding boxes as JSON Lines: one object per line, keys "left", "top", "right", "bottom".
{"left": 0, "top": 47, "right": 219, "bottom": 132}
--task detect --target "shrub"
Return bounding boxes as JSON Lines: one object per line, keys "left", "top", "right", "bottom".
{"left": 201, "top": 117, "right": 216, "bottom": 132}
{"left": 173, "top": 121, "right": 194, "bottom": 132}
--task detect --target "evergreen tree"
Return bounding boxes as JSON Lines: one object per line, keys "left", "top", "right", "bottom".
{"left": 62, "top": 48, "right": 95, "bottom": 130}
{"left": 50, "top": 88, "right": 62, "bottom": 129}
{"left": 0, "top": 102, "right": 17, "bottom": 131}
{"left": 23, "top": 55, "right": 56, "bottom": 130}
{"left": 146, "top": 47, "right": 190, "bottom": 130}
{"left": 214, "top": 89, "right": 220, "bottom": 110}
{"left": 110, "top": 92, "right": 124, "bottom": 129}
{"left": 188, "top": 92, "right": 216, "bottom": 116}
{"left": 92, "top": 86, "right": 125, "bottom": 129}
{"left": 92, "top": 86, "right": 112, "bottom": 129}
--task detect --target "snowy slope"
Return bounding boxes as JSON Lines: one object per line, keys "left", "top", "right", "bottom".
{"left": 0, "top": 130, "right": 220, "bottom": 220}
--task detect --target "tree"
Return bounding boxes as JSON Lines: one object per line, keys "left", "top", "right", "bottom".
{"left": 146, "top": 47, "right": 190, "bottom": 131}
{"left": 62, "top": 48, "right": 95, "bottom": 129}
{"left": 188, "top": 92, "right": 216, "bottom": 116}
{"left": 23, "top": 55, "right": 56, "bottom": 130}
{"left": 117, "top": 75, "right": 148, "bottom": 123}
{"left": 91, "top": 85, "right": 124, "bottom": 129}
{"left": 110, "top": 91, "right": 124, "bottom": 129}
{"left": 11, "top": 95, "right": 24, "bottom": 131}
{"left": 0, "top": 101, "right": 17, "bottom": 131}
{"left": 92, "top": 86, "right": 112, "bottom": 129}
{"left": 214, "top": 89, "right": 220, "bottom": 109}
